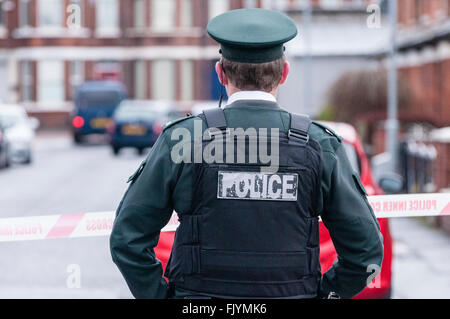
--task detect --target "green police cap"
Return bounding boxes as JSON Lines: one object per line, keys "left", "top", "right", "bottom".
{"left": 207, "top": 8, "right": 298, "bottom": 64}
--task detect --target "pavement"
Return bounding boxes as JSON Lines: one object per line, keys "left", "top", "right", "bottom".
{"left": 391, "top": 217, "right": 450, "bottom": 299}
{"left": 0, "top": 131, "right": 449, "bottom": 299}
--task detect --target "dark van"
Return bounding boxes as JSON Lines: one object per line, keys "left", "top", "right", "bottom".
{"left": 72, "top": 81, "right": 127, "bottom": 144}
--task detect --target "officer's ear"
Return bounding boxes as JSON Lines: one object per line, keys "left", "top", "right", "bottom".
{"left": 215, "top": 62, "right": 228, "bottom": 86}
{"left": 279, "top": 60, "right": 290, "bottom": 85}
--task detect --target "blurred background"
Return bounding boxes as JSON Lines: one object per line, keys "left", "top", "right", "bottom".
{"left": 0, "top": 0, "right": 449, "bottom": 299}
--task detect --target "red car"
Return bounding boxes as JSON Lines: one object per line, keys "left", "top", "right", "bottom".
{"left": 318, "top": 122, "right": 393, "bottom": 299}
{"left": 154, "top": 121, "right": 393, "bottom": 299}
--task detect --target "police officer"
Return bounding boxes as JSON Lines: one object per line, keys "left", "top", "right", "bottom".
{"left": 110, "top": 8, "right": 383, "bottom": 299}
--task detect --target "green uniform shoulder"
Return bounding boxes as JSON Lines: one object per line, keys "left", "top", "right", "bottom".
{"left": 310, "top": 121, "right": 343, "bottom": 153}
{"left": 312, "top": 121, "right": 343, "bottom": 141}
{"left": 162, "top": 114, "right": 196, "bottom": 132}
{"left": 161, "top": 114, "right": 204, "bottom": 150}
{"left": 127, "top": 116, "right": 198, "bottom": 184}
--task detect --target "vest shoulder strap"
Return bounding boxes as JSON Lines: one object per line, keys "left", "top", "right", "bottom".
{"left": 289, "top": 113, "right": 312, "bottom": 144}
{"left": 203, "top": 108, "right": 227, "bottom": 130}
{"left": 202, "top": 108, "right": 229, "bottom": 140}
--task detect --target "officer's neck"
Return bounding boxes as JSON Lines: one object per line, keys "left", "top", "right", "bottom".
{"left": 225, "top": 85, "right": 279, "bottom": 101}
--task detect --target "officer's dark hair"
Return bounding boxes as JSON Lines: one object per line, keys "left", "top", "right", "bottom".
{"left": 221, "top": 56, "right": 285, "bottom": 93}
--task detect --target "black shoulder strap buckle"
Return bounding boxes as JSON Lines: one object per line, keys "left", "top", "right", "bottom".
{"left": 289, "top": 113, "right": 312, "bottom": 144}
{"left": 203, "top": 108, "right": 230, "bottom": 140}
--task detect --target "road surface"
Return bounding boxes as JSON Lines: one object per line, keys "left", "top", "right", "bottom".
{"left": 0, "top": 132, "right": 139, "bottom": 298}
{"left": 0, "top": 132, "right": 449, "bottom": 298}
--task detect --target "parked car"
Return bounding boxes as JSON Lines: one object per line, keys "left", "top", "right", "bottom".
{"left": 0, "top": 123, "right": 10, "bottom": 169}
{"left": 72, "top": 81, "right": 127, "bottom": 144}
{"left": 153, "top": 120, "right": 393, "bottom": 299}
{"left": 108, "top": 100, "right": 184, "bottom": 155}
{"left": 319, "top": 121, "right": 393, "bottom": 299}
{"left": 0, "top": 105, "right": 39, "bottom": 164}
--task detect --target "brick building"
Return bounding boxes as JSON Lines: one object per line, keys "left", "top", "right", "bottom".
{"left": 0, "top": 0, "right": 250, "bottom": 114}
{"left": 0, "top": 0, "right": 382, "bottom": 125}
{"left": 390, "top": 0, "right": 450, "bottom": 192}
{"left": 396, "top": 0, "right": 450, "bottom": 129}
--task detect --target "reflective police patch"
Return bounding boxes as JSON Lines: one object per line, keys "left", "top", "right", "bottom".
{"left": 217, "top": 171, "right": 298, "bottom": 201}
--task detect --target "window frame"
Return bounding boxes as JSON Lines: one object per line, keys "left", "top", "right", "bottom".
{"left": 151, "top": 60, "right": 175, "bottom": 100}
{"left": 179, "top": 0, "right": 193, "bottom": 28}
{"left": 208, "top": 0, "right": 230, "bottom": 20}
{"left": 37, "top": 60, "right": 65, "bottom": 103}
{"left": 19, "top": 0, "right": 32, "bottom": 28}
{"left": 134, "top": 0, "right": 146, "bottom": 29}
{"left": 21, "top": 61, "right": 34, "bottom": 102}
{"left": 37, "top": 0, "right": 64, "bottom": 28}
{"left": 96, "top": 0, "right": 119, "bottom": 36}
{"left": 151, "top": 0, "right": 176, "bottom": 32}
{"left": 180, "top": 60, "right": 194, "bottom": 101}
{"left": 68, "top": 0, "right": 84, "bottom": 28}
{"left": 134, "top": 60, "right": 147, "bottom": 99}
{"left": 0, "top": 0, "right": 5, "bottom": 28}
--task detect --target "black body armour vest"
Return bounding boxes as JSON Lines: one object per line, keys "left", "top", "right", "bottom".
{"left": 165, "top": 108, "right": 323, "bottom": 298}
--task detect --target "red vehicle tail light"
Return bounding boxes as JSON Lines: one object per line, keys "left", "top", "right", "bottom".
{"left": 153, "top": 122, "right": 163, "bottom": 135}
{"left": 107, "top": 122, "right": 116, "bottom": 134}
{"left": 72, "top": 116, "right": 85, "bottom": 128}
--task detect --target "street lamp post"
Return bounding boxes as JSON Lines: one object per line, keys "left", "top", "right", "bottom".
{"left": 302, "top": 0, "right": 313, "bottom": 113}
{"left": 386, "top": 0, "right": 399, "bottom": 173}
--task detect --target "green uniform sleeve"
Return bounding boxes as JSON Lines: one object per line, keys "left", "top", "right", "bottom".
{"left": 109, "top": 133, "right": 178, "bottom": 299}
{"left": 319, "top": 143, "right": 384, "bottom": 299}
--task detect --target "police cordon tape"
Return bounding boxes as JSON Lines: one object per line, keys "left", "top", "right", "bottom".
{"left": 0, "top": 193, "right": 449, "bottom": 242}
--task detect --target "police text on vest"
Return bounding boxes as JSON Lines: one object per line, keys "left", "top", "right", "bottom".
{"left": 218, "top": 171, "right": 298, "bottom": 201}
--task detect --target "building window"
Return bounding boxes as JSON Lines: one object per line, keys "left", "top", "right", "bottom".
{"left": 70, "top": 61, "right": 84, "bottom": 99}
{"left": 209, "top": 0, "right": 230, "bottom": 20}
{"left": 415, "top": 0, "right": 425, "bottom": 21}
{"left": 134, "top": 0, "right": 146, "bottom": 28}
{"left": 180, "top": 0, "right": 193, "bottom": 28}
{"left": 0, "top": 0, "right": 14, "bottom": 29}
{"left": 38, "top": 61, "right": 64, "bottom": 103}
{"left": 38, "top": 0, "right": 63, "bottom": 27}
{"left": 69, "top": 0, "right": 84, "bottom": 28}
{"left": 180, "top": 60, "right": 193, "bottom": 101}
{"left": 19, "top": 0, "right": 32, "bottom": 27}
{"left": 320, "top": 0, "right": 341, "bottom": 9}
{"left": 152, "top": 0, "right": 176, "bottom": 31}
{"left": 152, "top": 60, "right": 175, "bottom": 100}
{"left": 0, "top": 60, "right": 6, "bottom": 103}
{"left": 96, "top": 0, "right": 119, "bottom": 31}
{"left": 0, "top": 0, "right": 5, "bottom": 28}
{"left": 21, "top": 61, "right": 34, "bottom": 102}
{"left": 134, "top": 60, "right": 146, "bottom": 99}
{"left": 244, "top": 0, "right": 257, "bottom": 8}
